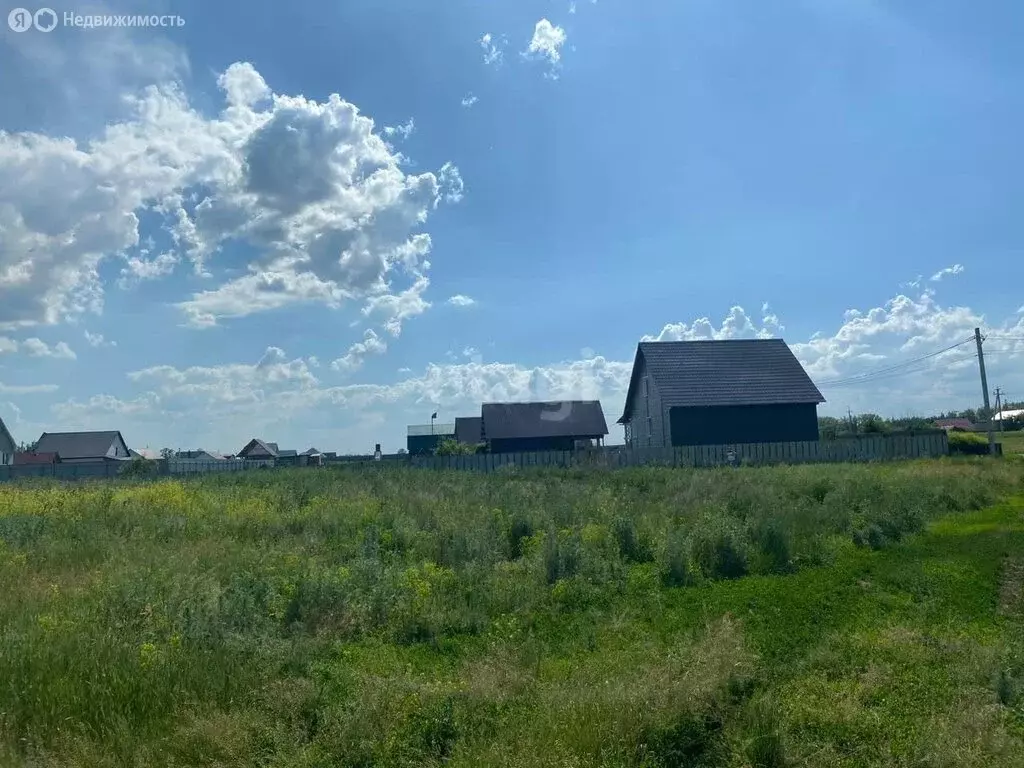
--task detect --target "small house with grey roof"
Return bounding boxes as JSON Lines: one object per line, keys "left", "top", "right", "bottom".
{"left": 618, "top": 340, "right": 825, "bottom": 448}
{"left": 237, "top": 439, "right": 279, "bottom": 459}
{"left": 34, "top": 431, "right": 131, "bottom": 463}
{"left": 481, "top": 401, "right": 609, "bottom": 453}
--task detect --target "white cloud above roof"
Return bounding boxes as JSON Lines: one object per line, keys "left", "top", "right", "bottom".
{"left": 0, "top": 62, "right": 461, "bottom": 342}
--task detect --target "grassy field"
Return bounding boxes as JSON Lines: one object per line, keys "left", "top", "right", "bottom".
{"left": 998, "top": 431, "right": 1024, "bottom": 455}
{"left": 2, "top": 460, "right": 1024, "bottom": 766}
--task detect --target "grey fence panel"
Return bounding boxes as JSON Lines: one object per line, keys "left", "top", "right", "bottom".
{"left": 1, "top": 434, "right": 954, "bottom": 483}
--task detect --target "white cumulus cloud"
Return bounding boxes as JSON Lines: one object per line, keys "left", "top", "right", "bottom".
{"left": 643, "top": 305, "right": 783, "bottom": 342}
{"left": 1, "top": 61, "right": 462, "bottom": 341}
{"left": 20, "top": 338, "right": 77, "bottom": 360}
{"left": 524, "top": 19, "right": 568, "bottom": 76}
{"left": 447, "top": 294, "right": 477, "bottom": 307}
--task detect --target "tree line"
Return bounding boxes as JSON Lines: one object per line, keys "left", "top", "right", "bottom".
{"left": 819, "top": 400, "right": 1024, "bottom": 439}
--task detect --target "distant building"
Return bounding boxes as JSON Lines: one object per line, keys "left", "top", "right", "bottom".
{"left": 0, "top": 416, "right": 14, "bottom": 466}
{"left": 454, "top": 416, "right": 483, "bottom": 447}
{"left": 14, "top": 452, "right": 59, "bottom": 465}
{"left": 173, "top": 449, "right": 226, "bottom": 461}
{"left": 130, "top": 448, "right": 163, "bottom": 460}
{"left": 618, "top": 340, "right": 825, "bottom": 448}
{"left": 237, "top": 439, "right": 279, "bottom": 460}
{"left": 480, "top": 401, "right": 609, "bottom": 453}
{"left": 934, "top": 418, "right": 975, "bottom": 432}
{"left": 34, "top": 431, "right": 131, "bottom": 464}
{"left": 237, "top": 439, "right": 303, "bottom": 465}
{"left": 407, "top": 423, "right": 455, "bottom": 455}
{"left": 994, "top": 409, "right": 1024, "bottom": 424}
{"left": 276, "top": 449, "right": 301, "bottom": 466}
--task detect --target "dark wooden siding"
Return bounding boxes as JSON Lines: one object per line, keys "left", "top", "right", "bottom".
{"left": 669, "top": 403, "right": 820, "bottom": 446}
{"left": 623, "top": 353, "right": 670, "bottom": 448}
{"left": 407, "top": 434, "right": 449, "bottom": 455}
{"left": 489, "top": 436, "right": 600, "bottom": 453}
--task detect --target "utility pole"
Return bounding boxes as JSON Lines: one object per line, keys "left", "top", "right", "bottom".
{"left": 847, "top": 407, "right": 855, "bottom": 435}
{"left": 994, "top": 387, "right": 1004, "bottom": 432}
{"left": 974, "top": 327, "right": 996, "bottom": 455}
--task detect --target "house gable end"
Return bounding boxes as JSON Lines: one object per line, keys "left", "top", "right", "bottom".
{"left": 108, "top": 432, "right": 130, "bottom": 459}
{"left": 617, "top": 346, "right": 646, "bottom": 424}
{"left": 239, "top": 438, "right": 277, "bottom": 458}
{"left": 0, "top": 417, "right": 15, "bottom": 454}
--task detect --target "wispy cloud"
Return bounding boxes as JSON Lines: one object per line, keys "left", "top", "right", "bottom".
{"left": 479, "top": 33, "right": 506, "bottom": 66}
{"left": 0, "top": 382, "right": 59, "bottom": 394}
{"left": 84, "top": 331, "right": 116, "bottom": 348}
{"left": 447, "top": 294, "right": 477, "bottom": 307}
{"left": 331, "top": 330, "right": 388, "bottom": 372}
{"left": 461, "top": 93, "right": 479, "bottom": 108}
{"left": 383, "top": 118, "right": 415, "bottom": 140}
{"left": 930, "top": 264, "right": 964, "bottom": 282}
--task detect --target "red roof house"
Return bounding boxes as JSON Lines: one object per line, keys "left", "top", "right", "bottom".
{"left": 14, "top": 452, "right": 61, "bottom": 465}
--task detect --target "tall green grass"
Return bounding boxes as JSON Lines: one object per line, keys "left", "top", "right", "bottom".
{"left": 0, "top": 459, "right": 1022, "bottom": 766}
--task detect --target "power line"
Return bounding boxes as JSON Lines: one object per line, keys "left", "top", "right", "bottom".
{"left": 821, "top": 352, "right": 977, "bottom": 389}
{"left": 814, "top": 336, "right": 975, "bottom": 388}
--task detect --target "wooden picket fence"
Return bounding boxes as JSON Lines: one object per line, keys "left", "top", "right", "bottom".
{"left": 409, "top": 433, "right": 949, "bottom": 472}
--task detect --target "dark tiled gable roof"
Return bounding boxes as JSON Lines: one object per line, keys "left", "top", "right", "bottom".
{"left": 241, "top": 439, "right": 279, "bottom": 457}
{"left": 455, "top": 416, "right": 483, "bottom": 444}
{"left": 620, "top": 340, "right": 825, "bottom": 422}
{"left": 482, "top": 401, "right": 609, "bottom": 440}
{"left": 35, "top": 431, "right": 125, "bottom": 460}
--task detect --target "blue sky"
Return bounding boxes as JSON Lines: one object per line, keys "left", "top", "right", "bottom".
{"left": 1, "top": 0, "right": 1022, "bottom": 454}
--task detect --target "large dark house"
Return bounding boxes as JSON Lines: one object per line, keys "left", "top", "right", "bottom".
{"left": 618, "top": 340, "right": 825, "bottom": 448}
{"left": 454, "top": 416, "right": 483, "bottom": 447}
{"left": 480, "top": 401, "right": 608, "bottom": 453}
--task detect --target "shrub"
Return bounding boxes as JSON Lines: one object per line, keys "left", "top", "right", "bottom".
{"left": 508, "top": 516, "right": 534, "bottom": 560}
{"left": 996, "top": 669, "right": 1017, "bottom": 707}
{"left": 120, "top": 458, "right": 160, "bottom": 478}
{"left": 613, "top": 515, "right": 654, "bottom": 563}
{"left": 693, "top": 524, "right": 749, "bottom": 580}
{"left": 865, "top": 524, "right": 887, "bottom": 550}
{"left": 542, "top": 530, "right": 581, "bottom": 584}
{"left": 948, "top": 431, "right": 991, "bottom": 455}
{"left": 751, "top": 523, "right": 793, "bottom": 575}
{"left": 747, "top": 700, "right": 788, "bottom": 768}
{"left": 435, "top": 439, "right": 477, "bottom": 456}
{"left": 661, "top": 530, "right": 695, "bottom": 588}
